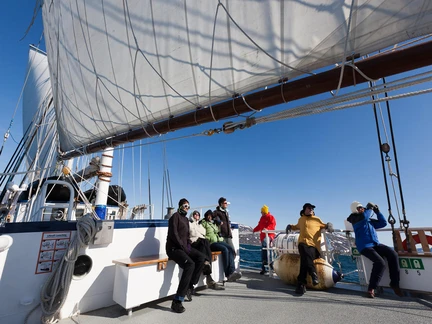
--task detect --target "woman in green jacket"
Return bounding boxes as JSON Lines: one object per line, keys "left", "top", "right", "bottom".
{"left": 201, "top": 209, "right": 241, "bottom": 282}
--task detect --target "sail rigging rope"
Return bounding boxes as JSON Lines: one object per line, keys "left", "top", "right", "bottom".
{"left": 333, "top": 0, "right": 356, "bottom": 97}
{"left": 1, "top": 33, "right": 45, "bottom": 157}
{"left": 255, "top": 71, "right": 432, "bottom": 125}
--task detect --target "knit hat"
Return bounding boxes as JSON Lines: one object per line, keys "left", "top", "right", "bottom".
{"left": 204, "top": 209, "right": 213, "bottom": 218}
{"left": 261, "top": 205, "right": 269, "bottom": 214}
{"left": 178, "top": 198, "right": 189, "bottom": 207}
{"left": 350, "top": 201, "right": 364, "bottom": 213}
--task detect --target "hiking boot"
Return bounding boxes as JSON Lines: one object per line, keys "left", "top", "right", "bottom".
{"left": 185, "top": 288, "right": 193, "bottom": 302}
{"left": 171, "top": 300, "right": 185, "bottom": 313}
{"left": 295, "top": 283, "right": 306, "bottom": 295}
{"left": 366, "top": 289, "right": 375, "bottom": 298}
{"left": 227, "top": 271, "right": 242, "bottom": 282}
{"left": 311, "top": 272, "right": 319, "bottom": 286}
{"left": 208, "top": 281, "right": 225, "bottom": 290}
{"left": 191, "top": 288, "right": 201, "bottom": 296}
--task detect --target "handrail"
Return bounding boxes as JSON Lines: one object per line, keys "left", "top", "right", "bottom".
{"left": 37, "top": 180, "right": 75, "bottom": 221}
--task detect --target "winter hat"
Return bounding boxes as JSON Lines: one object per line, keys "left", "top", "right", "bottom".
{"left": 178, "top": 198, "right": 189, "bottom": 207}
{"left": 204, "top": 209, "right": 214, "bottom": 219}
{"left": 350, "top": 201, "right": 364, "bottom": 213}
{"left": 261, "top": 205, "right": 269, "bottom": 214}
{"left": 189, "top": 210, "right": 200, "bottom": 221}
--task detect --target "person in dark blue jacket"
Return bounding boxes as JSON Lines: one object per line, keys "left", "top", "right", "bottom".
{"left": 347, "top": 201, "right": 403, "bottom": 298}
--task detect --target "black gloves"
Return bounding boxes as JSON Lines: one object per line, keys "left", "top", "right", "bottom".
{"left": 285, "top": 224, "right": 292, "bottom": 234}
{"left": 366, "top": 202, "right": 377, "bottom": 210}
{"left": 366, "top": 202, "right": 379, "bottom": 213}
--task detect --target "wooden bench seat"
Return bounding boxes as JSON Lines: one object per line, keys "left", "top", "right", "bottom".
{"left": 113, "top": 251, "right": 222, "bottom": 269}
{"left": 112, "top": 251, "right": 223, "bottom": 316}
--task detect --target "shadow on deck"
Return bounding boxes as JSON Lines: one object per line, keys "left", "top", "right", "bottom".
{"left": 60, "top": 270, "right": 432, "bottom": 324}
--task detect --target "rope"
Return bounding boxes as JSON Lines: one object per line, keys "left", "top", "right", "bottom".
{"left": 24, "top": 214, "right": 98, "bottom": 323}
{"left": 333, "top": 0, "right": 356, "bottom": 97}
{"left": 255, "top": 71, "right": 432, "bottom": 125}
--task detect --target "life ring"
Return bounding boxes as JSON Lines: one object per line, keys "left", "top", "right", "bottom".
{"left": 402, "top": 234, "right": 432, "bottom": 251}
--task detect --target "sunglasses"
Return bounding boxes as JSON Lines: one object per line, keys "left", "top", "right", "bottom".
{"left": 182, "top": 204, "right": 190, "bottom": 209}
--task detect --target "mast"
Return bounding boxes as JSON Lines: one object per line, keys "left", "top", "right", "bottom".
{"left": 60, "top": 40, "right": 432, "bottom": 160}
{"left": 94, "top": 147, "right": 114, "bottom": 220}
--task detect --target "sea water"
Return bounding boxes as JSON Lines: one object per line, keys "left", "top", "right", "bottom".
{"left": 240, "top": 244, "right": 360, "bottom": 283}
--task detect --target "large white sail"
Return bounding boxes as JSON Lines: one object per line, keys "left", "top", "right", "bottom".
{"left": 22, "top": 46, "right": 56, "bottom": 176}
{"left": 41, "top": 0, "right": 432, "bottom": 153}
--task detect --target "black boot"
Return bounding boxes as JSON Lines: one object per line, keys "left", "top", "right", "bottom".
{"left": 171, "top": 300, "right": 185, "bottom": 313}
{"left": 185, "top": 288, "right": 193, "bottom": 302}
{"left": 295, "top": 283, "right": 306, "bottom": 295}
{"left": 311, "top": 272, "right": 319, "bottom": 286}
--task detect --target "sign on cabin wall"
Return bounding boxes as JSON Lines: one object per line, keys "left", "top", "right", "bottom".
{"left": 399, "top": 257, "right": 425, "bottom": 270}
{"left": 35, "top": 232, "right": 71, "bottom": 274}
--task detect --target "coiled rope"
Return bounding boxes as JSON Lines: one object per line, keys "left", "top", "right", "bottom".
{"left": 24, "top": 214, "right": 98, "bottom": 323}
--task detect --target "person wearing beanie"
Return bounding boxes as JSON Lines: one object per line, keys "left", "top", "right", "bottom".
{"left": 253, "top": 205, "right": 276, "bottom": 274}
{"left": 188, "top": 210, "right": 224, "bottom": 290}
{"left": 286, "top": 203, "right": 332, "bottom": 295}
{"left": 166, "top": 198, "right": 206, "bottom": 313}
{"left": 213, "top": 197, "right": 236, "bottom": 254}
{"left": 201, "top": 209, "right": 241, "bottom": 282}
{"left": 347, "top": 201, "right": 403, "bottom": 298}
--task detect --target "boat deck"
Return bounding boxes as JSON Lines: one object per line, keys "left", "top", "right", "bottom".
{"left": 59, "top": 270, "right": 432, "bottom": 324}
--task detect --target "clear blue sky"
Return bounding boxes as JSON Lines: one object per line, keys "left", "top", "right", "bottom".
{"left": 1, "top": 1, "right": 431, "bottom": 246}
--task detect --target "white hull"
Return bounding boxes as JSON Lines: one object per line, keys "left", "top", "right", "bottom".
{"left": 0, "top": 221, "right": 239, "bottom": 323}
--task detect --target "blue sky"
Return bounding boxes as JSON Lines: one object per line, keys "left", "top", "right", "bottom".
{"left": 1, "top": 1, "right": 432, "bottom": 246}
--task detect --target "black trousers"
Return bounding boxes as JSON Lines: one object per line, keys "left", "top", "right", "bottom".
{"left": 192, "top": 238, "right": 212, "bottom": 263}
{"left": 297, "top": 243, "right": 320, "bottom": 284}
{"left": 361, "top": 244, "right": 400, "bottom": 290}
{"left": 167, "top": 247, "right": 206, "bottom": 298}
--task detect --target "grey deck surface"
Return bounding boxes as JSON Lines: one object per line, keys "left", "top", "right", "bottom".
{"left": 60, "top": 270, "right": 432, "bottom": 324}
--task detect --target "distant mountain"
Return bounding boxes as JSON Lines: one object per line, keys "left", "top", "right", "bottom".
{"left": 238, "top": 224, "right": 261, "bottom": 246}
{"left": 238, "top": 223, "right": 352, "bottom": 253}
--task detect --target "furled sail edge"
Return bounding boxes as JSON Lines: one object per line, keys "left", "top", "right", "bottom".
{"left": 60, "top": 40, "right": 432, "bottom": 161}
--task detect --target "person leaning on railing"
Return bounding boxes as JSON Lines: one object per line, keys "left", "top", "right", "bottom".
{"left": 286, "top": 203, "right": 333, "bottom": 295}
{"left": 253, "top": 205, "right": 276, "bottom": 275}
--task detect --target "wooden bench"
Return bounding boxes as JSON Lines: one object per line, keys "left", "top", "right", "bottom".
{"left": 112, "top": 251, "right": 223, "bottom": 316}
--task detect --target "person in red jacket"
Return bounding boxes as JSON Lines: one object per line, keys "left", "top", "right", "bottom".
{"left": 253, "top": 205, "right": 276, "bottom": 274}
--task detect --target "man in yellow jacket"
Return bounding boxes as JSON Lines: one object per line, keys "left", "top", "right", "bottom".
{"left": 286, "top": 203, "right": 332, "bottom": 295}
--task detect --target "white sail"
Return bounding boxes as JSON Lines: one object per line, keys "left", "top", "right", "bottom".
{"left": 22, "top": 46, "right": 56, "bottom": 176}
{"left": 42, "top": 0, "right": 432, "bottom": 153}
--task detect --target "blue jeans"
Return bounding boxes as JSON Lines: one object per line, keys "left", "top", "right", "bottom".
{"left": 210, "top": 241, "right": 235, "bottom": 277}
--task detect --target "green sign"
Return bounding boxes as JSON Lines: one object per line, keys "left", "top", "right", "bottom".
{"left": 351, "top": 247, "right": 360, "bottom": 256}
{"left": 399, "top": 258, "right": 411, "bottom": 269}
{"left": 410, "top": 258, "right": 425, "bottom": 270}
{"left": 399, "top": 258, "right": 425, "bottom": 270}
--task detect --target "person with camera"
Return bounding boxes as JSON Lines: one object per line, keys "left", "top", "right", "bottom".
{"left": 347, "top": 201, "right": 403, "bottom": 298}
